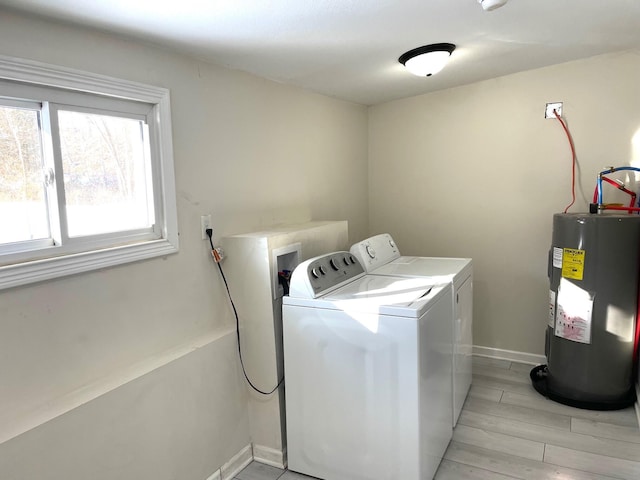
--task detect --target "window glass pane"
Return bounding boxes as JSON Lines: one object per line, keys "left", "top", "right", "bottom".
{"left": 58, "top": 110, "right": 154, "bottom": 237}
{"left": 0, "top": 105, "right": 49, "bottom": 244}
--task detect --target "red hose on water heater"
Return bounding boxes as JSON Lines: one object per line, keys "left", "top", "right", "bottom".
{"left": 598, "top": 205, "right": 640, "bottom": 213}
{"left": 554, "top": 109, "right": 576, "bottom": 213}
{"left": 593, "top": 177, "right": 637, "bottom": 209}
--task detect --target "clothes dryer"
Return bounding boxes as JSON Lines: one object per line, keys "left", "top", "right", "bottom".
{"left": 283, "top": 251, "right": 453, "bottom": 480}
{"left": 350, "top": 233, "right": 472, "bottom": 426}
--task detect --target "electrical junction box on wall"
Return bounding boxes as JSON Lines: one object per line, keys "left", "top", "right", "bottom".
{"left": 545, "top": 102, "right": 563, "bottom": 119}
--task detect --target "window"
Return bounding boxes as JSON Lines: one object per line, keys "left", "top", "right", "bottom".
{"left": 0, "top": 56, "right": 178, "bottom": 289}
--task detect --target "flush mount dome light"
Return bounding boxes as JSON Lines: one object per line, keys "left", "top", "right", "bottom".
{"left": 398, "top": 43, "right": 456, "bottom": 77}
{"left": 478, "top": 0, "right": 509, "bottom": 11}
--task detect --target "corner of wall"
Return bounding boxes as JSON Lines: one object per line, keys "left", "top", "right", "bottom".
{"left": 252, "top": 444, "right": 287, "bottom": 469}
{"left": 219, "top": 444, "right": 253, "bottom": 480}
{"left": 635, "top": 383, "right": 640, "bottom": 431}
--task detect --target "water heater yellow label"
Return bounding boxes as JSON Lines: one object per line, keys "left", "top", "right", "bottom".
{"left": 562, "top": 248, "right": 585, "bottom": 280}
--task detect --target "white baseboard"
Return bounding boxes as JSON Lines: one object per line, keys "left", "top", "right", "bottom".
{"left": 253, "top": 444, "right": 286, "bottom": 469}
{"left": 207, "top": 442, "right": 285, "bottom": 480}
{"left": 205, "top": 470, "right": 221, "bottom": 480}
{"left": 473, "top": 345, "right": 545, "bottom": 366}
{"left": 219, "top": 444, "right": 253, "bottom": 480}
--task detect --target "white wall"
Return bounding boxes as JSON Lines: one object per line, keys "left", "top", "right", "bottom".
{"left": 3, "top": 8, "right": 639, "bottom": 478}
{"left": 0, "top": 332, "right": 250, "bottom": 480}
{"left": 369, "top": 50, "right": 640, "bottom": 355}
{"left": 0, "top": 10, "right": 368, "bottom": 480}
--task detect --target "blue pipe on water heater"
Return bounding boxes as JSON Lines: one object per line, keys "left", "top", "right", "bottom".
{"left": 597, "top": 167, "right": 640, "bottom": 206}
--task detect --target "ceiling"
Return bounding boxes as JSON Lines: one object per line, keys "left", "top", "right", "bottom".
{"left": 2, "top": 0, "right": 640, "bottom": 105}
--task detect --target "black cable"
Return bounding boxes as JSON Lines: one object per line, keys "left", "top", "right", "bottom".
{"left": 207, "top": 229, "right": 284, "bottom": 395}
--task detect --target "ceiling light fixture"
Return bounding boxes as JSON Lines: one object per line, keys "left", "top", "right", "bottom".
{"left": 478, "top": 0, "right": 509, "bottom": 11}
{"left": 398, "top": 43, "right": 456, "bottom": 77}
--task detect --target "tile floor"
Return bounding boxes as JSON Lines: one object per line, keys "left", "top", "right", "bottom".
{"left": 234, "top": 357, "right": 640, "bottom": 480}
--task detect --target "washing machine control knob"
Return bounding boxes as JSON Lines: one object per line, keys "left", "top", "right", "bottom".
{"left": 311, "top": 267, "right": 320, "bottom": 278}
{"left": 366, "top": 245, "right": 376, "bottom": 258}
{"left": 319, "top": 265, "right": 327, "bottom": 275}
{"left": 330, "top": 259, "right": 340, "bottom": 271}
{"left": 389, "top": 239, "right": 396, "bottom": 249}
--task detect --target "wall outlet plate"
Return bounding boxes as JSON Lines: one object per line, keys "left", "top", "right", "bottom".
{"left": 545, "top": 102, "right": 563, "bottom": 119}
{"left": 201, "top": 214, "right": 212, "bottom": 240}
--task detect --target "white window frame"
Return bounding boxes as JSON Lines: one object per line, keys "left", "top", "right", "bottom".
{"left": 0, "top": 55, "right": 179, "bottom": 290}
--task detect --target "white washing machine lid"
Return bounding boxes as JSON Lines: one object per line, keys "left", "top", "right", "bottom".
{"left": 373, "top": 256, "right": 472, "bottom": 285}
{"left": 285, "top": 274, "right": 451, "bottom": 318}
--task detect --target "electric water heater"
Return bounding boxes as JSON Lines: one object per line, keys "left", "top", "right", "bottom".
{"left": 532, "top": 213, "right": 640, "bottom": 409}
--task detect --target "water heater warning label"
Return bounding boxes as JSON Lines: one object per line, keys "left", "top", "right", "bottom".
{"left": 561, "top": 248, "right": 585, "bottom": 280}
{"left": 555, "top": 302, "right": 592, "bottom": 344}
{"left": 555, "top": 284, "right": 593, "bottom": 344}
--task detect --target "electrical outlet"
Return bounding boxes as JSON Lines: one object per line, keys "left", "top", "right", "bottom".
{"left": 201, "top": 215, "right": 212, "bottom": 240}
{"left": 545, "top": 102, "right": 563, "bottom": 119}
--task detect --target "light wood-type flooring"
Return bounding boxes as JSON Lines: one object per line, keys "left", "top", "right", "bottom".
{"left": 234, "top": 357, "right": 640, "bottom": 480}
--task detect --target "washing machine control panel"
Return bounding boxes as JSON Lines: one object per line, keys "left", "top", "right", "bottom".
{"left": 289, "top": 251, "right": 365, "bottom": 298}
{"left": 350, "top": 233, "right": 401, "bottom": 272}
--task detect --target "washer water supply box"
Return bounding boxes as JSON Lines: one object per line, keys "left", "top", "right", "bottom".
{"left": 221, "top": 221, "right": 348, "bottom": 465}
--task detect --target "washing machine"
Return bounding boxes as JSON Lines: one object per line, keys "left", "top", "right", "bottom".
{"left": 350, "top": 233, "right": 472, "bottom": 426}
{"left": 283, "top": 251, "right": 453, "bottom": 480}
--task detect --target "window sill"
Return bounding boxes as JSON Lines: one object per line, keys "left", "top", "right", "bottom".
{"left": 0, "top": 238, "right": 178, "bottom": 290}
